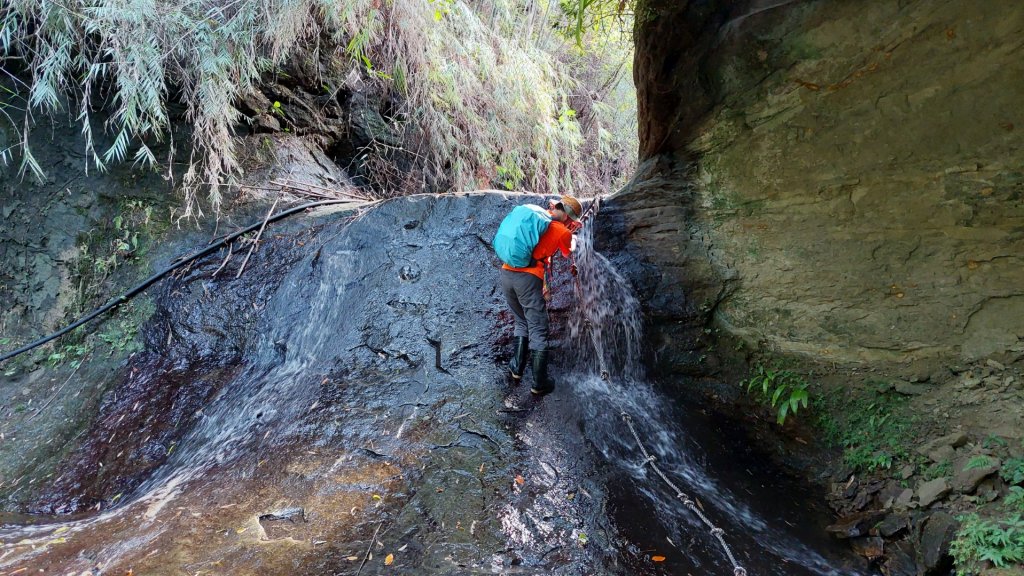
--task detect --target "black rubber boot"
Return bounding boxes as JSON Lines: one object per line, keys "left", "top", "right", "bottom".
{"left": 530, "top": 349, "right": 554, "bottom": 396}
{"left": 509, "top": 337, "right": 529, "bottom": 380}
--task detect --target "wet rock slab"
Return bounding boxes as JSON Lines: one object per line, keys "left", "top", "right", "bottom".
{"left": 0, "top": 193, "right": 618, "bottom": 574}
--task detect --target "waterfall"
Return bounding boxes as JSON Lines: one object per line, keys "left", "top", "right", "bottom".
{"left": 563, "top": 198, "right": 865, "bottom": 576}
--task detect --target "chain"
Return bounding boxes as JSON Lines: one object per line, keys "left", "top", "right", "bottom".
{"left": 621, "top": 412, "right": 749, "bottom": 576}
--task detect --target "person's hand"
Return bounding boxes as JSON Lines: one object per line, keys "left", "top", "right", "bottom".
{"left": 570, "top": 235, "right": 578, "bottom": 252}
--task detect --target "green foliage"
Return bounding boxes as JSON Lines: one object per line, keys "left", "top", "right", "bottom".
{"left": 3, "top": 0, "right": 638, "bottom": 212}
{"left": 951, "top": 513, "right": 1024, "bottom": 574}
{"left": 820, "top": 383, "right": 914, "bottom": 472}
{"left": 96, "top": 315, "right": 142, "bottom": 358}
{"left": 924, "top": 460, "right": 952, "bottom": 481}
{"left": 741, "top": 363, "right": 810, "bottom": 425}
{"left": 952, "top": 485, "right": 1024, "bottom": 574}
{"left": 46, "top": 342, "right": 88, "bottom": 368}
{"left": 965, "top": 455, "right": 995, "bottom": 471}
{"left": 557, "top": 0, "right": 634, "bottom": 45}
{"left": 1002, "top": 458, "right": 1024, "bottom": 486}
{"left": 74, "top": 199, "right": 155, "bottom": 310}
{"left": 983, "top": 434, "right": 1009, "bottom": 450}
{"left": 1007, "top": 487, "right": 1024, "bottom": 513}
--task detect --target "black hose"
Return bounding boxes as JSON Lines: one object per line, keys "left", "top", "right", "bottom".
{"left": 0, "top": 199, "right": 354, "bottom": 365}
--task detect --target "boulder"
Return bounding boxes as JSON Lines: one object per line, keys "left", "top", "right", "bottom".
{"left": 916, "top": 432, "right": 969, "bottom": 457}
{"left": 895, "top": 489, "right": 915, "bottom": 509}
{"left": 826, "top": 509, "right": 888, "bottom": 539}
{"left": 952, "top": 457, "right": 1000, "bottom": 493}
{"left": 850, "top": 536, "right": 885, "bottom": 561}
{"left": 892, "top": 379, "right": 929, "bottom": 396}
{"left": 872, "top": 514, "right": 910, "bottom": 538}
{"left": 916, "top": 478, "right": 950, "bottom": 507}
{"left": 927, "top": 444, "right": 956, "bottom": 464}
{"left": 881, "top": 540, "right": 918, "bottom": 576}
{"left": 917, "top": 512, "right": 958, "bottom": 574}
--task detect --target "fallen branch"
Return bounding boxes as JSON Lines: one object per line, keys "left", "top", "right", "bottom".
{"left": 212, "top": 243, "right": 233, "bottom": 278}
{"left": 272, "top": 178, "right": 370, "bottom": 201}
{"left": 236, "top": 198, "right": 279, "bottom": 279}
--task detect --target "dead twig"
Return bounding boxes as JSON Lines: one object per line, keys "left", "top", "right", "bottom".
{"left": 355, "top": 518, "right": 386, "bottom": 576}
{"left": 272, "top": 178, "right": 370, "bottom": 201}
{"left": 236, "top": 198, "right": 279, "bottom": 279}
{"left": 212, "top": 243, "right": 233, "bottom": 278}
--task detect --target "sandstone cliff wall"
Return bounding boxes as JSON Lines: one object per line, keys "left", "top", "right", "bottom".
{"left": 615, "top": 0, "right": 1024, "bottom": 368}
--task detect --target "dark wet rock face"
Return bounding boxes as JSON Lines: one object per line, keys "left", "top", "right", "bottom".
{"left": 0, "top": 193, "right": 625, "bottom": 573}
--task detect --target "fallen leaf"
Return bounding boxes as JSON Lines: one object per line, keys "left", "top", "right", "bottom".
{"left": 236, "top": 527, "right": 247, "bottom": 534}
{"left": 385, "top": 553, "right": 394, "bottom": 565}
{"left": 53, "top": 526, "right": 70, "bottom": 536}
{"left": 372, "top": 494, "right": 382, "bottom": 501}
{"left": 652, "top": 555, "right": 666, "bottom": 562}
{"left": 514, "top": 475, "right": 524, "bottom": 485}
{"left": 347, "top": 556, "right": 359, "bottom": 561}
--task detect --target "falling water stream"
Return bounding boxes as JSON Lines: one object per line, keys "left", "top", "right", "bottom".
{"left": 561, "top": 198, "right": 871, "bottom": 576}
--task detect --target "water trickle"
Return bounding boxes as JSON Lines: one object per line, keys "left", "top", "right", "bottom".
{"left": 562, "top": 198, "right": 869, "bottom": 576}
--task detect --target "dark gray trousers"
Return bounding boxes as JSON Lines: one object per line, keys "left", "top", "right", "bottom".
{"left": 500, "top": 269, "right": 549, "bottom": 350}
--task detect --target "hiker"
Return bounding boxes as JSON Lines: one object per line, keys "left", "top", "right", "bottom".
{"left": 494, "top": 195, "right": 583, "bottom": 396}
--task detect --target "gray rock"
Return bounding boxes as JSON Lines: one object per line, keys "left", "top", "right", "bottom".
{"left": 873, "top": 514, "right": 910, "bottom": 538}
{"left": 916, "top": 478, "right": 950, "bottom": 507}
{"left": 882, "top": 540, "right": 918, "bottom": 576}
{"left": 917, "top": 512, "right": 958, "bottom": 573}
{"left": 961, "top": 374, "right": 983, "bottom": 389}
{"left": 986, "top": 358, "right": 1006, "bottom": 371}
{"left": 892, "top": 379, "right": 928, "bottom": 395}
{"left": 927, "top": 444, "right": 955, "bottom": 463}
{"left": 929, "top": 368, "right": 951, "bottom": 385}
{"left": 899, "top": 464, "right": 916, "bottom": 480}
{"left": 952, "top": 457, "right": 1000, "bottom": 493}
{"left": 895, "top": 489, "right": 915, "bottom": 509}
{"left": 878, "top": 482, "right": 906, "bottom": 509}
{"left": 917, "top": 432, "right": 969, "bottom": 457}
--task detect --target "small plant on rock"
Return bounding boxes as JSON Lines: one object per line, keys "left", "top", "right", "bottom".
{"left": 741, "top": 363, "right": 810, "bottom": 425}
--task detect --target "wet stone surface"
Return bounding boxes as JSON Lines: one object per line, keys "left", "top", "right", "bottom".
{"left": 0, "top": 192, "right": 869, "bottom": 575}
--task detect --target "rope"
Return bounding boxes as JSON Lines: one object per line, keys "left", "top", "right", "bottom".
{"left": 0, "top": 199, "right": 358, "bottom": 365}
{"left": 621, "top": 413, "right": 748, "bottom": 576}
{"left": 570, "top": 195, "right": 747, "bottom": 574}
